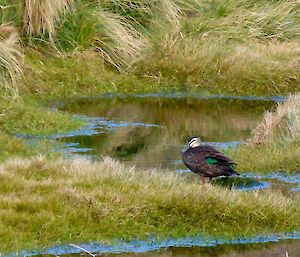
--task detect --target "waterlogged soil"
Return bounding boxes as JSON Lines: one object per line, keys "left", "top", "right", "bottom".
{"left": 21, "top": 94, "right": 300, "bottom": 257}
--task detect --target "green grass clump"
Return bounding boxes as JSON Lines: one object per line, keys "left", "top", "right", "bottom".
{"left": 0, "top": 132, "right": 31, "bottom": 161}
{"left": 230, "top": 142, "right": 300, "bottom": 173}
{"left": 0, "top": 156, "right": 299, "bottom": 253}
{"left": 134, "top": 35, "right": 300, "bottom": 95}
{"left": 23, "top": 50, "right": 173, "bottom": 98}
{"left": 56, "top": 3, "right": 145, "bottom": 68}
{"left": 179, "top": 0, "right": 300, "bottom": 42}
{"left": 100, "top": 0, "right": 180, "bottom": 28}
{"left": 132, "top": 0, "right": 300, "bottom": 95}
{"left": 229, "top": 94, "right": 300, "bottom": 173}
{"left": 0, "top": 99, "right": 83, "bottom": 135}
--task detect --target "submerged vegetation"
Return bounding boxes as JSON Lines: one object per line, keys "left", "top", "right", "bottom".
{"left": 0, "top": 156, "right": 299, "bottom": 253}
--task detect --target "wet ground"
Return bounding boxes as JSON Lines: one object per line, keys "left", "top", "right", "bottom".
{"left": 16, "top": 93, "right": 300, "bottom": 257}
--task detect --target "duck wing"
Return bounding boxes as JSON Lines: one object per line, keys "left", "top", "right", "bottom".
{"left": 201, "top": 145, "right": 236, "bottom": 165}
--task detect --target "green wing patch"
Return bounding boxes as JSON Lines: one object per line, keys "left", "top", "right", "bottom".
{"left": 206, "top": 157, "right": 218, "bottom": 165}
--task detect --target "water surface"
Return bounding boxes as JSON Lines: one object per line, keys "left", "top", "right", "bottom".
{"left": 59, "top": 95, "right": 275, "bottom": 169}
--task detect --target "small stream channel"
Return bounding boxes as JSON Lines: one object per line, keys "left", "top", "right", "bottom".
{"left": 18, "top": 93, "right": 300, "bottom": 257}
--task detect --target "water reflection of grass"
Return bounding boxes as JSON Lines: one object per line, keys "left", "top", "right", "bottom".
{"left": 0, "top": 156, "right": 299, "bottom": 254}
{"left": 59, "top": 96, "right": 272, "bottom": 166}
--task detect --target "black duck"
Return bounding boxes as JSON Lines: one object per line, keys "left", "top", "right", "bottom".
{"left": 182, "top": 137, "right": 239, "bottom": 182}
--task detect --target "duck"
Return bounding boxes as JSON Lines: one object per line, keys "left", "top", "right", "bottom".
{"left": 182, "top": 137, "right": 239, "bottom": 182}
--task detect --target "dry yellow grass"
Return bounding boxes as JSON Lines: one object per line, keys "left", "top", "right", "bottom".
{"left": 0, "top": 25, "right": 23, "bottom": 97}
{"left": 94, "top": 10, "right": 146, "bottom": 68}
{"left": 21, "top": 0, "right": 74, "bottom": 39}
{"left": 250, "top": 94, "right": 300, "bottom": 144}
{"left": 230, "top": 94, "right": 300, "bottom": 173}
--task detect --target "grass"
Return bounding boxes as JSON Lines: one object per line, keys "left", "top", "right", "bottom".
{"left": 132, "top": 0, "right": 300, "bottom": 95}
{"left": 0, "top": 25, "right": 23, "bottom": 98}
{"left": 230, "top": 142, "right": 300, "bottom": 173}
{"left": 22, "top": 50, "right": 176, "bottom": 98}
{"left": 229, "top": 94, "right": 300, "bottom": 173}
{"left": 0, "top": 133, "right": 31, "bottom": 161}
{"left": 0, "top": 156, "right": 299, "bottom": 254}
{"left": 134, "top": 35, "right": 300, "bottom": 95}
{"left": 0, "top": 98, "right": 84, "bottom": 135}
{"left": 20, "top": 0, "right": 74, "bottom": 40}
{"left": 0, "top": 0, "right": 300, "bottom": 95}
{"left": 0, "top": 2, "right": 298, "bottom": 253}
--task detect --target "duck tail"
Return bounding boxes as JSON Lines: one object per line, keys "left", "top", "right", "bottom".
{"left": 231, "top": 170, "right": 240, "bottom": 176}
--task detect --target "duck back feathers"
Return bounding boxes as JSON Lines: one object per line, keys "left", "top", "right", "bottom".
{"left": 182, "top": 144, "right": 239, "bottom": 178}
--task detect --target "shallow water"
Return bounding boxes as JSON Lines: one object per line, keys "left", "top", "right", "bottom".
{"left": 18, "top": 233, "right": 300, "bottom": 257}
{"left": 46, "top": 241, "right": 300, "bottom": 257}
{"left": 58, "top": 94, "right": 275, "bottom": 169}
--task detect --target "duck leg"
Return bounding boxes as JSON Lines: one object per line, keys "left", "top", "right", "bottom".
{"left": 200, "top": 173, "right": 205, "bottom": 184}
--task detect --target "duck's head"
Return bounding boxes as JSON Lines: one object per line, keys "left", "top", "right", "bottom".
{"left": 188, "top": 136, "right": 202, "bottom": 148}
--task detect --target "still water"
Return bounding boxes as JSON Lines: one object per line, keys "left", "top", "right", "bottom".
{"left": 58, "top": 94, "right": 275, "bottom": 169}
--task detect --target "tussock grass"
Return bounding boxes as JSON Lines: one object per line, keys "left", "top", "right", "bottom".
{"left": 250, "top": 94, "right": 300, "bottom": 144}
{"left": 100, "top": 0, "right": 180, "bottom": 28}
{"left": 1, "top": 0, "right": 299, "bottom": 94}
{"left": 55, "top": 3, "right": 146, "bottom": 69}
{"left": 179, "top": 0, "right": 300, "bottom": 42}
{"left": 0, "top": 156, "right": 299, "bottom": 253}
{"left": 93, "top": 10, "right": 145, "bottom": 68}
{"left": 20, "top": 0, "right": 74, "bottom": 40}
{"left": 0, "top": 25, "right": 23, "bottom": 97}
{"left": 133, "top": 0, "right": 300, "bottom": 94}
{"left": 230, "top": 94, "right": 300, "bottom": 173}
{"left": 134, "top": 36, "right": 300, "bottom": 94}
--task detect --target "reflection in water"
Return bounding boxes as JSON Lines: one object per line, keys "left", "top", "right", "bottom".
{"left": 60, "top": 96, "right": 274, "bottom": 169}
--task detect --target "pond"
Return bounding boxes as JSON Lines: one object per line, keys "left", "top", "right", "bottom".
{"left": 58, "top": 94, "right": 277, "bottom": 169}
